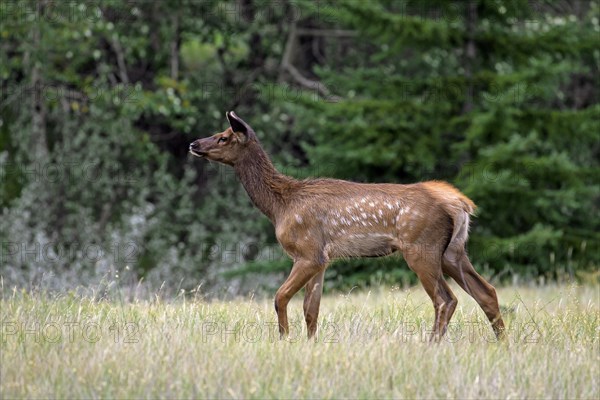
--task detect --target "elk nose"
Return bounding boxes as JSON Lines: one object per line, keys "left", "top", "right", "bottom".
{"left": 189, "top": 141, "right": 199, "bottom": 151}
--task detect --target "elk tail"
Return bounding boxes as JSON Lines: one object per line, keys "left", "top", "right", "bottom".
{"left": 422, "top": 181, "right": 476, "bottom": 251}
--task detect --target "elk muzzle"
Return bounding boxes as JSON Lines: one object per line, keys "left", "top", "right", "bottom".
{"left": 189, "top": 140, "right": 205, "bottom": 158}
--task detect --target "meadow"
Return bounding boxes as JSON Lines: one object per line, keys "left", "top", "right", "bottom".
{"left": 1, "top": 283, "right": 598, "bottom": 399}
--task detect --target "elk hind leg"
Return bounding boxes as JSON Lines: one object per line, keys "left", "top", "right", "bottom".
{"left": 406, "top": 254, "right": 458, "bottom": 341}
{"left": 443, "top": 247, "right": 505, "bottom": 339}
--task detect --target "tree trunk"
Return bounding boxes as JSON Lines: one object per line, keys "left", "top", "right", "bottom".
{"left": 31, "top": 1, "right": 49, "bottom": 162}
{"left": 170, "top": 11, "right": 180, "bottom": 81}
{"left": 462, "top": 1, "right": 477, "bottom": 114}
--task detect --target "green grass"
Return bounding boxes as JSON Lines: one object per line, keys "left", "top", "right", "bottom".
{"left": 1, "top": 283, "right": 598, "bottom": 398}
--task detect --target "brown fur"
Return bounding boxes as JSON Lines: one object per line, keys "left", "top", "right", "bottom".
{"left": 190, "top": 112, "right": 505, "bottom": 340}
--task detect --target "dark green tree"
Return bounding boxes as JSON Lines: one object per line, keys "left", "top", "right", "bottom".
{"left": 283, "top": 0, "right": 599, "bottom": 284}
{"left": 1, "top": 0, "right": 597, "bottom": 294}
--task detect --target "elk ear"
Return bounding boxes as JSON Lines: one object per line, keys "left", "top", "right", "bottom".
{"left": 232, "top": 130, "right": 248, "bottom": 144}
{"left": 226, "top": 111, "right": 248, "bottom": 134}
{"left": 226, "top": 111, "right": 256, "bottom": 141}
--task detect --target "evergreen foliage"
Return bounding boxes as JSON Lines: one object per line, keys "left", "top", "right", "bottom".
{"left": 1, "top": 0, "right": 598, "bottom": 293}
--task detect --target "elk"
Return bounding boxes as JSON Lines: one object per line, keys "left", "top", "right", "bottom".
{"left": 189, "top": 111, "right": 505, "bottom": 341}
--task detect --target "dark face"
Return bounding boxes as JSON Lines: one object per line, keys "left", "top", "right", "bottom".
{"left": 189, "top": 111, "right": 256, "bottom": 166}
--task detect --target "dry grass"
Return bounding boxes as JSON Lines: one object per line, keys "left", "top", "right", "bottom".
{"left": 1, "top": 283, "right": 598, "bottom": 399}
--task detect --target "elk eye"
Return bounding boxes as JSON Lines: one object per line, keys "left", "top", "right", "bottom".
{"left": 217, "top": 137, "right": 228, "bottom": 143}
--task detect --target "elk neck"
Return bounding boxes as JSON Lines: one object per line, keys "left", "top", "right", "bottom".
{"left": 233, "top": 141, "right": 299, "bottom": 222}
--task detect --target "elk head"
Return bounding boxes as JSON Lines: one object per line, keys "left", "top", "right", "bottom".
{"left": 189, "top": 111, "right": 257, "bottom": 165}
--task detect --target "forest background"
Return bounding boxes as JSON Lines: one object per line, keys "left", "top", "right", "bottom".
{"left": 1, "top": 0, "right": 598, "bottom": 296}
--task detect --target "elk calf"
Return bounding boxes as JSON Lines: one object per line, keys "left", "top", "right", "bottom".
{"left": 190, "top": 112, "right": 505, "bottom": 341}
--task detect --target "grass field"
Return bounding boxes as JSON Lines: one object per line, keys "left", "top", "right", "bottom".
{"left": 1, "top": 283, "right": 598, "bottom": 399}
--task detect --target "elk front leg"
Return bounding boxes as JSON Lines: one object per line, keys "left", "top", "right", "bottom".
{"left": 303, "top": 270, "right": 325, "bottom": 339}
{"left": 274, "top": 259, "right": 323, "bottom": 339}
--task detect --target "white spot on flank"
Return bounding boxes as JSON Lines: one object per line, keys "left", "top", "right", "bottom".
{"left": 386, "top": 202, "right": 393, "bottom": 210}
{"left": 361, "top": 212, "right": 368, "bottom": 219}
{"left": 368, "top": 201, "right": 375, "bottom": 207}
{"left": 378, "top": 209, "right": 383, "bottom": 217}
{"left": 361, "top": 198, "right": 367, "bottom": 204}
{"left": 295, "top": 214, "right": 303, "bottom": 224}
